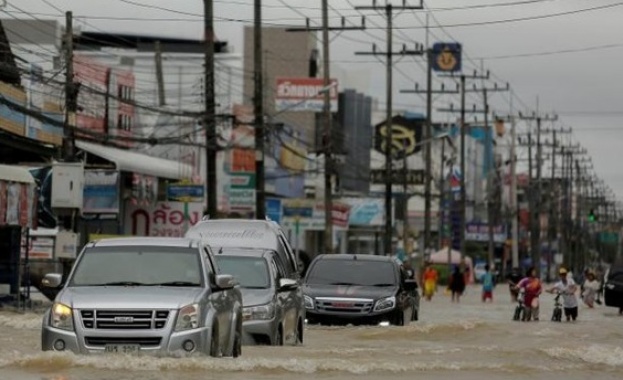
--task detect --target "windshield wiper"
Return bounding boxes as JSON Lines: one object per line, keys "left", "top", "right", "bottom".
{"left": 372, "top": 283, "right": 396, "bottom": 287}
{"left": 242, "top": 286, "right": 269, "bottom": 289}
{"left": 151, "top": 281, "right": 201, "bottom": 287}
{"left": 329, "top": 282, "right": 357, "bottom": 286}
{"left": 97, "top": 281, "right": 147, "bottom": 286}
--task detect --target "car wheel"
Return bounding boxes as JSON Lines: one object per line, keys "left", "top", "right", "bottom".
{"left": 295, "top": 318, "right": 304, "bottom": 345}
{"left": 209, "top": 324, "right": 220, "bottom": 357}
{"left": 273, "top": 326, "right": 284, "bottom": 346}
{"left": 391, "top": 311, "right": 405, "bottom": 326}
{"left": 232, "top": 321, "right": 242, "bottom": 358}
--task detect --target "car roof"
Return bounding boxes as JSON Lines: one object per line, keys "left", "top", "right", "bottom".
{"left": 87, "top": 237, "right": 201, "bottom": 248}
{"left": 185, "top": 219, "right": 282, "bottom": 248}
{"left": 214, "top": 246, "right": 273, "bottom": 258}
{"left": 314, "top": 254, "right": 396, "bottom": 263}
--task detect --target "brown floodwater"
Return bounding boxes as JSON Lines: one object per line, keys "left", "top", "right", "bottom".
{"left": 1, "top": 285, "right": 621, "bottom": 380}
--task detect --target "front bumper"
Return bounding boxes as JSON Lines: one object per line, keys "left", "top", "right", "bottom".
{"left": 41, "top": 324, "right": 212, "bottom": 355}
{"left": 241, "top": 317, "right": 278, "bottom": 345}
{"left": 306, "top": 308, "right": 397, "bottom": 324}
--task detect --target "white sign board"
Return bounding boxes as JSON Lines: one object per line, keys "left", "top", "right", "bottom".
{"left": 275, "top": 77, "right": 338, "bottom": 112}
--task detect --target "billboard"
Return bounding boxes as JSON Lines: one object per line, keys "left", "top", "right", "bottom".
{"left": 74, "top": 55, "right": 135, "bottom": 144}
{"left": 26, "top": 64, "right": 63, "bottom": 145}
{"left": 374, "top": 115, "right": 424, "bottom": 159}
{"left": 0, "top": 81, "right": 26, "bottom": 137}
{"left": 341, "top": 197, "right": 385, "bottom": 226}
{"left": 431, "top": 42, "right": 462, "bottom": 73}
{"left": 265, "top": 124, "right": 305, "bottom": 198}
{"left": 83, "top": 170, "right": 120, "bottom": 214}
{"left": 275, "top": 77, "right": 338, "bottom": 112}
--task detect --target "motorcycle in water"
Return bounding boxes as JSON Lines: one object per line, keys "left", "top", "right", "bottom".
{"left": 513, "top": 289, "right": 526, "bottom": 321}
{"left": 551, "top": 292, "right": 563, "bottom": 322}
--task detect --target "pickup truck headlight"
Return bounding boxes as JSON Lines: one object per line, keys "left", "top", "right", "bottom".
{"left": 304, "top": 295, "right": 314, "bottom": 310}
{"left": 175, "top": 304, "right": 200, "bottom": 331}
{"left": 373, "top": 296, "right": 396, "bottom": 312}
{"left": 243, "top": 304, "right": 275, "bottom": 321}
{"left": 51, "top": 303, "right": 74, "bottom": 331}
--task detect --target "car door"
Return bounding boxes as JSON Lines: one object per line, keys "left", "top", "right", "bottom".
{"left": 396, "top": 265, "right": 413, "bottom": 319}
{"left": 272, "top": 253, "right": 298, "bottom": 342}
{"left": 277, "top": 233, "right": 299, "bottom": 278}
{"left": 203, "top": 247, "right": 233, "bottom": 346}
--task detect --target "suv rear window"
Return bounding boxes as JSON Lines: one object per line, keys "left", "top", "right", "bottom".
{"left": 305, "top": 259, "right": 396, "bottom": 286}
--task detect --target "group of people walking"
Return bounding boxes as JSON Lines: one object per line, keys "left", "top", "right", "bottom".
{"left": 418, "top": 260, "right": 608, "bottom": 322}
{"left": 507, "top": 265, "right": 605, "bottom": 322}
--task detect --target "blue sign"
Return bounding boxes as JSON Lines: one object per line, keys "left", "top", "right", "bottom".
{"left": 167, "top": 184, "right": 204, "bottom": 202}
{"left": 83, "top": 170, "right": 120, "bottom": 214}
{"left": 431, "top": 42, "right": 462, "bottom": 73}
{"left": 266, "top": 198, "right": 283, "bottom": 224}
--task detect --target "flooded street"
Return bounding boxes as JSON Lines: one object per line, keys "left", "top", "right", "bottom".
{"left": 1, "top": 285, "right": 621, "bottom": 380}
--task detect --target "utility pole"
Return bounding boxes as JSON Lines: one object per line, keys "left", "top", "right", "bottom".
{"left": 320, "top": 0, "right": 332, "bottom": 252}
{"left": 437, "top": 74, "right": 507, "bottom": 260}
{"left": 401, "top": 80, "right": 459, "bottom": 258}
{"left": 288, "top": 4, "right": 364, "bottom": 253}
{"left": 355, "top": 0, "right": 424, "bottom": 256}
{"left": 63, "top": 11, "right": 76, "bottom": 161}
{"left": 154, "top": 41, "right": 166, "bottom": 107}
{"left": 491, "top": 112, "right": 520, "bottom": 272}
{"left": 253, "top": 0, "right": 265, "bottom": 220}
{"left": 547, "top": 128, "right": 558, "bottom": 282}
{"left": 203, "top": 0, "right": 217, "bottom": 218}
{"left": 518, "top": 112, "right": 558, "bottom": 277}
{"left": 483, "top": 88, "right": 495, "bottom": 268}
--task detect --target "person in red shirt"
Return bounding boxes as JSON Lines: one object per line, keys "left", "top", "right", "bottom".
{"left": 515, "top": 266, "right": 542, "bottom": 321}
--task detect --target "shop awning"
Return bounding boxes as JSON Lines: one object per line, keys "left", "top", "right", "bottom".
{"left": 76, "top": 140, "right": 193, "bottom": 180}
{"left": 0, "top": 164, "right": 35, "bottom": 184}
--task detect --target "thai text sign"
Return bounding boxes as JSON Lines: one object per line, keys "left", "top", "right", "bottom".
{"left": 465, "top": 222, "right": 506, "bottom": 243}
{"left": 125, "top": 201, "right": 204, "bottom": 237}
{"left": 275, "top": 77, "right": 338, "bottom": 112}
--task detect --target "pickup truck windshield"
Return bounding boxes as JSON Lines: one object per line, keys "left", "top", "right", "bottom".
{"left": 215, "top": 256, "right": 270, "bottom": 289}
{"left": 306, "top": 260, "right": 396, "bottom": 287}
{"left": 70, "top": 246, "right": 203, "bottom": 287}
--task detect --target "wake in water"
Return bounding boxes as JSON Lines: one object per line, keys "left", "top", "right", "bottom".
{"left": 0, "top": 313, "right": 42, "bottom": 330}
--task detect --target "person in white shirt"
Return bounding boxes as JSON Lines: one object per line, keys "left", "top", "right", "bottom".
{"left": 547, "top": 267, "right": 579, "bottom": 322}
{"left": 581, "top": 270, "right": 601, "bottom": 308}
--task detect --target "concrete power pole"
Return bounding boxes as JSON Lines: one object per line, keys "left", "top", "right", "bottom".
{"left": 63, "top": 11, "right": 76, "bottom": 161}
{"left": 519, "top": 112, "right": 558, "bottom": 277}
{"left": 401, "top": 76, "right": 459, "bottom": 259}
{"left": 203, "top": 0, "right": 218, "bottom": 218}
{"left": 288, "top": 3, "right": 365, "bottom": 253}
{"left": 438, "top": 73, "right": 507, "bottom": 261}
{"left": 321, "top": 0, "right": 332, "bottom": 253}
{"left": 253, "top": 0, "right": 266, "bottom": 220}
{"left": 154, "top": 41, "right": 166, "bottom": 107}
{"left": 355, "top": 0, "right": 424, "bottom": 256}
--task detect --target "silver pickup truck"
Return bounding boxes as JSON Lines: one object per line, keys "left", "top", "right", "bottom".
{"left": 40, "top": 237, "right": 243, "bottom": 357}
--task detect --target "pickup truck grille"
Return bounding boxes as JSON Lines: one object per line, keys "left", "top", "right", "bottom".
{"left": 85, "top": 336, "right": 162, "bottom": 347}
{"left": 315, "top": 297, "right": 374, "bottom": 313}
{"left": 80, "top": 310, "right": 170, "bottom": 330}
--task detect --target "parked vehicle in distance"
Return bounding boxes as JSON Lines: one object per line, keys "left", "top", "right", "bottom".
{"left": 41, "top": 237, "right": 243, "bottom": 357}
{"left": 303, "top": 254, "right": 419, "bottom": 326}
{"left": 604, "top": 259, "right": 623, "bottom": 311}
{"left": 214, "top": 247, "right": 305, "bottom": 346}
{"left": 186, "top": 219, "right": 300, "bottom": 278}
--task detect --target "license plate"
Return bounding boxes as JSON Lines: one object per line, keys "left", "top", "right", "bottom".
{"left": 332, "top": 302, "right": 354, "bottom": 308}
{"left": 104, "top": 344, "right": 140, "bottom": 354}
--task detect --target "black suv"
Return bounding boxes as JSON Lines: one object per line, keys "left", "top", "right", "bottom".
{"left": 303, "top": 254, "right": 419, "bottom": 326}
{"left": 604, "top": 260, "right": 623, "bottom": 312}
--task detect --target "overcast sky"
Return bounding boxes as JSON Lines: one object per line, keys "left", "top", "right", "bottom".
{"left": 5, "top": 0, "right": 623, "bottom": 200}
